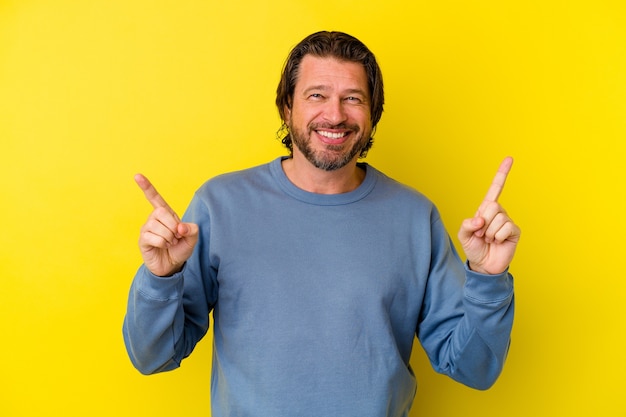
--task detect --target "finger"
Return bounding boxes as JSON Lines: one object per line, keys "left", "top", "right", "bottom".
{"left": 177, "top": 222, "right": 199, "bottom": 238}
{"left": 483, "top": 212, "right": 511, "bottom": 243}
{"left": 177, "top": 222, "right": 200, "bottom": 248}
{"left": 477, "top": 200, "right": 507, "bottom": 224}
{"left": 134, "top": 173, "right": 174, "bottom": 211}
{"left": 484, "top": 156, "right": 513, "bottom": 202}
{"left": 473, "top": 200, "right": 502, "bottom": 237}
{"left": 150, "top": 206, "right": 182, "bottom": 238}
{"left": 142, "top": 216, "right": 180, "bottom": 245}
{"left": 140, "top": 229, "right": 178, "bottom": 249}
{"left": 458, "top": 216, "right": 485, "bottom": 242}
{"left": 493, "top": 221, "right": 520, "bottom": 244}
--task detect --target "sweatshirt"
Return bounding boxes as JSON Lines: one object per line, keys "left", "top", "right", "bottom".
{"left": 123, "top": 157, "right": 514, "bottom": 417}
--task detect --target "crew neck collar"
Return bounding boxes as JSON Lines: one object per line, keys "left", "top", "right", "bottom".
{"left": 269, "top": 157, "right": 377, "bottom": 206}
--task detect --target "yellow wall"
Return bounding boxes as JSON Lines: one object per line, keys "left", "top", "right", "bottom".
{"left": 2, "top": 1, "right": 624, "bottom": 416}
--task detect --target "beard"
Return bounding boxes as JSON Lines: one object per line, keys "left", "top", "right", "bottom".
{"left": 289, "top": 121, "right": 371, "bottom": 171}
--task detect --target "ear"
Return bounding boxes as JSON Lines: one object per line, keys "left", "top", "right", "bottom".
{"left": 283, "top": 104, "right": 291, "bottom": 123}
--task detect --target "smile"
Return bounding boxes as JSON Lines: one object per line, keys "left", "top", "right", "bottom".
{"left": 317, "top": 130, "right": 348, "bottom": 139}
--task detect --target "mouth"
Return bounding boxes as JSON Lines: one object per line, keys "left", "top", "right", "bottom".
{"left": 315, "top": 129, "right": 350, "bottom": 144}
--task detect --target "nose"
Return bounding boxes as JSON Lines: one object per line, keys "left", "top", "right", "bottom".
{"left": 322, "top": 98, "right": 348, "bottom": 126}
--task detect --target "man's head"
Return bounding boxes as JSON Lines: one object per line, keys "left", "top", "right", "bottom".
{"left": 276, "top": 31, "right": 384, "bottom": 158}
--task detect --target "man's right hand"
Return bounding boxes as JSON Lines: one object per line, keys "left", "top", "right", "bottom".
{"left": 134, "top": 174, "right": 199, "bottom": 277}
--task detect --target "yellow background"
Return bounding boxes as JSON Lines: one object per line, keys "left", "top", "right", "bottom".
{"left": 2, "top": 0, "right": 625, "bottom": 416}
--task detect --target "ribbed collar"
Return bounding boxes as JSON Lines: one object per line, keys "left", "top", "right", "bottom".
{"left": 269, "top": 157, "right": 378, "bottom": 206}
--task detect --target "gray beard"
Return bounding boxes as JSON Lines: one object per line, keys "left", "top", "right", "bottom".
{"left": 289, "top": 123, "right": 370, "bottom": 171}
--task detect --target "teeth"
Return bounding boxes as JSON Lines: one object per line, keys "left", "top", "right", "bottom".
{"left": 318, "top": 131, "right": 347, "bottom": 139}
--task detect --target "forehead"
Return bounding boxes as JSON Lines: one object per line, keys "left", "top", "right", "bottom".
{"left": 295, "top": 55, "right": 369, "bottom": 94}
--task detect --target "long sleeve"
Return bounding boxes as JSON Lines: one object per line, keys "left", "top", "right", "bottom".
{"left": 122, "top": 267, "right": 187, "bottom": 374}
{"left": 122, "top": 193, "right": 217, "bottom": 375}
{"left": 121, "top": 159, "right": 516, "bottom": 416}
{"left": 417, "top": 216, "right": 514, "bottom": 390}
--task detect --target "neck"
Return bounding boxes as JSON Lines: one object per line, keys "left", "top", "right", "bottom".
{"left": 281, "top": 154, "right": 365, "bottom": 194}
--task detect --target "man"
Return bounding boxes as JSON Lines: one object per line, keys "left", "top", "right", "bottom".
{"left": 123, "top": 31, "right": 520, "bottom": 416}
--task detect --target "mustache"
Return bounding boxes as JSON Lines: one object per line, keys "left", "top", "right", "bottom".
{"left": 308, "top": 122, "right": 360, "bottom": 132}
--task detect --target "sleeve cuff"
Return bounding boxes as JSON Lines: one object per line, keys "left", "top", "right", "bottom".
{"left": 134, "top": 264, "right": 185, "bottom": 301}
{"left": 463, "top": 261, "right": 514, "bottom": 303}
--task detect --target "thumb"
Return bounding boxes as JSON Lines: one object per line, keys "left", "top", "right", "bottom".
{"left": 458, "top": 216, "right": 485, "bottom": 242}
{"left": 177, "top": 222, "right": 199, "bottom": 238}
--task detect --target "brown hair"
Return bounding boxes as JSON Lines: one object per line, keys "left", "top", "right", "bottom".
{"left": 276, "top": 31, "right": 384, "bottom": 156}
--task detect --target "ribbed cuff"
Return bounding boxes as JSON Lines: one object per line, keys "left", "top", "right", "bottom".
{"left": 135, "top": 264, "right": 185, "bottom": 301}
{"left": 464, "top": 261, "right": 514, "bottom": 303}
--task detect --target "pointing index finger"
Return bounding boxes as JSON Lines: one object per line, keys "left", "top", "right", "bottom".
{"left": 134, "top": 173, "right": 173, "bottom": 211}
{"left": 484, "top": 157, "right": 513, "bottom": 202}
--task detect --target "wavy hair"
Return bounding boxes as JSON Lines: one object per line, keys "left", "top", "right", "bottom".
{"left": 275, "top": 31, "right": 384, "bottom": 157}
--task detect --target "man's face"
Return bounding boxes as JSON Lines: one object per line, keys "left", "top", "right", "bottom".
{"left": 285, "top": 55, "right": 372, "bottom": 171}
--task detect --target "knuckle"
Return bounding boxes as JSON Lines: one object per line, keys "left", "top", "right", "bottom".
{"left": 484, "top": 200, "right": 501, "bottom": 212}
{"left": 153, "top": 206, "right": 170, "bottom": 217}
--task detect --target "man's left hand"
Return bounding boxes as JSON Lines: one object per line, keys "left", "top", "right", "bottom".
{"left": 458, "top": 157, "right": 521, "bottom": 275}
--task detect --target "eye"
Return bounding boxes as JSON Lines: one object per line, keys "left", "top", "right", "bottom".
{"left": 345, "top": 96, "right": 362, "bottom": 103}
{"left": 308, "top": 93, "right": 323, "bottom": 100}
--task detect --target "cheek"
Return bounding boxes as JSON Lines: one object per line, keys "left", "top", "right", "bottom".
{"left": 346, "top": 106, "right": 370, "bottom": 122}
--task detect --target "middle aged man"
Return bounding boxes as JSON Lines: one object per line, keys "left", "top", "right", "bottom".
{"left": 123, "top": 30, "right": 520, "bottom": 417}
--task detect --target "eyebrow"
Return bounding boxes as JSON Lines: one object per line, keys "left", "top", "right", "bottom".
{"left": 302, "top": 85, "right": 368, "bottom": 97}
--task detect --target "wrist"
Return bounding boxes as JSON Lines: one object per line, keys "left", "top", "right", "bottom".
{"left": 467, "top": 261, "right": 507, "bottom": 276}
{"left": 468, "top": 261, "right": 487, "bottom": 275}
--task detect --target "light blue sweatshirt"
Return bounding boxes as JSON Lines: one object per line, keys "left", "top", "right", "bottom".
{"left": 123, "top": 157, "right": 514, "bottom": 417}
